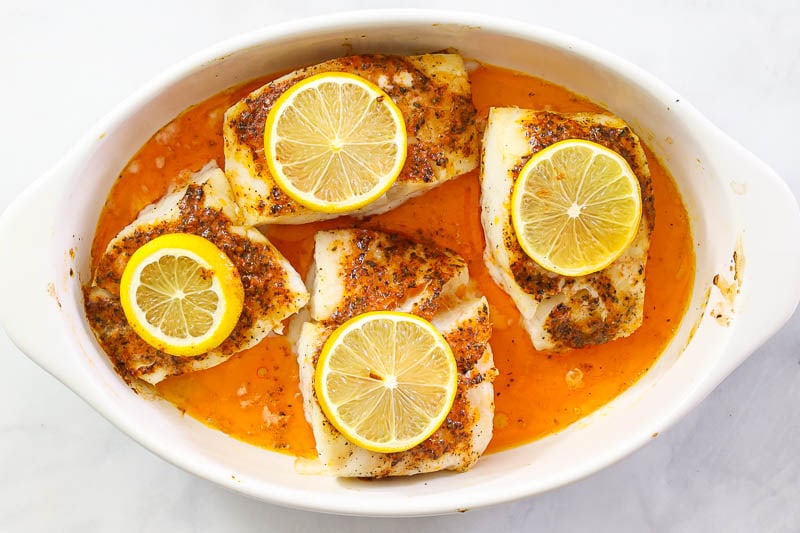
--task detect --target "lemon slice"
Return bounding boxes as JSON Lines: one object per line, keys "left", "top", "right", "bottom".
{"left": 119, "top": 233, "right": 245, "bottom": 356}
{"left": 314, "top": 311, "right": 458, "bottom": 453}
{"left": 264, "top": 72, "right": 407, "bottom": 213}
{"left": 511, "top": 139, "right": 643, "bottom": 277}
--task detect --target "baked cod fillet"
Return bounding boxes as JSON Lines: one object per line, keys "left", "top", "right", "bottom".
{"left": 290, "top": 229, "right": 497, "bottom": 477}
{"left": 480, "top": 108, "right": 655, "bottom": 351}
{"left": 224, "top": 54, "right": 480, "bottom": 225}
{"left": 85, "top": 163, "right": 309, "bottom": 385}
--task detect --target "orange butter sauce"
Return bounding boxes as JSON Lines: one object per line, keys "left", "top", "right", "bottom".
{"left": 90, "top": 63, "right": 694, "bottom": 458}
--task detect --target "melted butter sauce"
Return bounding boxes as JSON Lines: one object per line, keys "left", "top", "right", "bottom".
{"left": 90, "top": 63, "right": 695, "bottom": 458}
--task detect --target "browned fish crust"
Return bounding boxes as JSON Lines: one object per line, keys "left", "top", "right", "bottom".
{"left": 322, "top": 228, "right": 468, "bottom": 325}
{"left": 85, "top": 184, "right": 300, "bottom": 383}
{"left": 545, "top": 274, "right": 631, "bottom": 349}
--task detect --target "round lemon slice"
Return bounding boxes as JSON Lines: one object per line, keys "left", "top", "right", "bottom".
{"left": 119, "top": 233, "right": 244, "bottom": 357}
{"left": 314, "top": 311, "right": 458, "bottom": 453}
{"left": 264, "top": 72, "right": 407, "bottom": 213}
{"left": 511, "top": 139, "right": 643, "bottom": 277}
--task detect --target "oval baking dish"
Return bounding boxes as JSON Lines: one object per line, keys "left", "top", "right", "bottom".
{"left": 1, "top": 10, "right": 798, "bottom": 516}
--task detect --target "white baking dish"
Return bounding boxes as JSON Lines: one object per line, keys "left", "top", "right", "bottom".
{"left": 0, "top": 10, "right": 798, "bottom": 516}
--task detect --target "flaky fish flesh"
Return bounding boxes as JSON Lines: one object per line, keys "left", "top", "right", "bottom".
{"left": 480, "top": 108, "right": 655, "bottom": 351}
{"left": 290, "top": 229, "right": 496, "bottom": 477}
{"left": 86, "top": 162, "right": 309, "bottom": 384}
{"left": 224, "top": 54, "right": 480, "bottom": 225}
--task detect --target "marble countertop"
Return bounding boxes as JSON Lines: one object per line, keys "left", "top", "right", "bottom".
{"left": 1, "top": 1, "right": 798, "bottom": 531}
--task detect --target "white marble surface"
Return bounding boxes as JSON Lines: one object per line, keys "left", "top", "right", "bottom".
{"left": 1, "top": 0, "right": 798, "bottom": 531}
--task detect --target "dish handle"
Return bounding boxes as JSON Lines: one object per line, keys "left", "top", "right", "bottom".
{"left": 0, "top": 161, "right": 83, "bottom": 391}
{"left": 710, "top": 137, "right": 800, "bottom": 384}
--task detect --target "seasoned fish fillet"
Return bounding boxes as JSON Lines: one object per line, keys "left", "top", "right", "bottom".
{"left": 480, "top": 108, "right": 655, "bottom": 351}
{"left": 291, "top": 229, "right": 496, "bottom": 477}
{"left": 85, "top": 162, "right": 309, "bottom": 384}
{"left": 224, "top": 54, "right": 480, "bottom": 225}
{"left": 306, "top": 228, "right": 469, "bottom": 324}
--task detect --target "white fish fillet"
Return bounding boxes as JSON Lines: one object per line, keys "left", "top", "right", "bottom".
{"left": 480, "top": 108, "right": 655, "bottom": 351}
{"left": 223, "top": 54, "right": 480, "bottom": 225}
{"left": 86, "top": 162, "right": 309, "bottom": 384}
{"left": 306, "top": 228, "right": 470, "bottom": 323}
{"left": 291, "top": 229, "right": 496, "bottom": 477}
